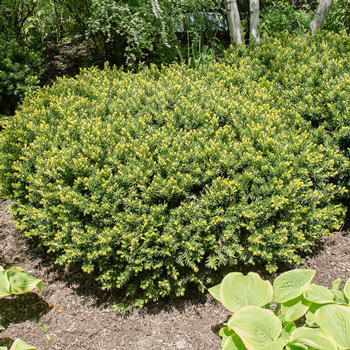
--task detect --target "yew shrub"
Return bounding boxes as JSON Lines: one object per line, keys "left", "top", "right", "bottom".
{"left": 0, "top": 47, "right": 346, "bottom": 309}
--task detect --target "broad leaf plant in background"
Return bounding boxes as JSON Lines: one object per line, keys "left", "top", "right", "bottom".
{"left": 209, "top": 269, "right": 350, "bottom": 350}
{"left": 0, "top": 266, "right": 43, "bottom": 350}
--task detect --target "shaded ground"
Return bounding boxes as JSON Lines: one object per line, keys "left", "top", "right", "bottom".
{"left": 1, "top": 198, "right": 349, "bottom": 350}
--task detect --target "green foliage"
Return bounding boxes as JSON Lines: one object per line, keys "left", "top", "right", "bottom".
{"left": 323, "top": 0, "right": 350, "bottom": 32}
{"left": 84, "top": 0, "right": 175, "bottom": 65}
{"left": 210, "top": 269, "right": 350, "bottom": 350}
{"left": 0, "top": 0, "right": 227, "bottom": 68}
{"left": 0, "top": 36, "right": 42, "bottom": 115}
{"left": 0, "top": 0, "right": 349, "bottom": 76}
{"left": 224, "top": 31, "right": 350, "bottom": 191}
{"left": 260, "top": 0, "right": 349, "bottom": 36}
{"left": 84, "top": 0, "right": 227, "bottom": 66}
{"left": 176, "top": 34, "right": 222, "bottom": 69}
{"left": 0, "top": 265, "right": 42, "bottom": 350}
{"left": 218, "top": 272, "right": 273, "bottom": 312}
{"left": 0, "top": 266, "right": 44, "bottom": 298}
{"left": 39, "top": 324, "right": 52, "bottom": 342}
{"left": 260, "top": 0, "right": 313, "bottom": 35}
{"left": 1, "top": 0, "right": 349, "bottom": 75}
{"left": 0, "top": 0, "right": 37, "bottom": 38}
{"left": 0, "top": 56, "right": 345, "bottom": 309}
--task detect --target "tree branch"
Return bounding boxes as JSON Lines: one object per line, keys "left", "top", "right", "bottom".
{"left": 310, "top": 0, "right": 333, "bottom": 36}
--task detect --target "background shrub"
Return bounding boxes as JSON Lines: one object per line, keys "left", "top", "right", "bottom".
{"left": 0, "top": 59, "right": 346, "bottom": 309}
{"left": 260, "top": 0, "right": 313, "bottom": 35}
{"left": 323, "top": 0, "right": 350, "bottom": 32}
{"left": 0, "top": 0, "right": 348, "bottom": 94}
{"left": 0, "top": 36, "right": 42, "bottom": 116}
{"left": 259, "top": 0, "right": 349, "bottom": 35}
{"left": 0, "top": 0, "right": 228, "bottom": 69}
{"left": 224, "top": 31, "right": 350, "bottom": 192}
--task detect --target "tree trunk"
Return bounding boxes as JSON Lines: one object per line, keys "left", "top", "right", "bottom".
{"left": 310, "top": 0, "right": 333, "bottom": 36}
{"left": 226, "top": 0, "right": 242, "bottom": 44}
{"left": 249, "top": 0, "right": 260, "bottom": 43}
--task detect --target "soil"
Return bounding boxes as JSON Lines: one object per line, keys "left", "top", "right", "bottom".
{"left": 1, "top": 198, "right": 349, "bottom": 350}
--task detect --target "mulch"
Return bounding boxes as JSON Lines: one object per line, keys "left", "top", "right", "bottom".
{"left": 1, "top": 198, "right": 349, "bottom": 350}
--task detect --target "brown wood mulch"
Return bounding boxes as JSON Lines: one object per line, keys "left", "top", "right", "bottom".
{"left": 1, "top": 198, "right": 349, "bottom": 350}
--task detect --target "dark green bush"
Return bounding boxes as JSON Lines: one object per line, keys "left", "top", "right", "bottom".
{"left": 260, "top": 0, "right": 349, "bottom": 35}
{"left": 324, "top": 0, "right": 350, "bottom": 32}
{"left": 260, "top": 1, "right": 313, "bottom": 35}
{"left": 0, "top": 0, "right": 227, "bottom": 68}
{"left": 0, "top": 36, "right": 42, "bottom": 115}
{"left": 0, "top": 61, "right": 346, "bottom": 310}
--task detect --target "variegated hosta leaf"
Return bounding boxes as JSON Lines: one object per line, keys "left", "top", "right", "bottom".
{"left": 289, "top": 327, "right": 338, "bottom": 350}
{"left": 273, "top": 269, "right": 315, "bottom": 303}
{"left": 208, "top": 283, "right": 221, "bottom": 302}
{"left": 305, "top": 312, "right": 317, "bottom": 327}
{"left": 316, "top": 304, "right": 350, "bottom": 349}
{"left": 305, "top": 303, "right": 323, "bottom": 326}
{"left": 9, "top": 339, "right": 37, "bottom": 350}
{"left": 331, "top": 290, "right": 347, "bottom": 304}
{"left": 280, "top": 322, "right": 296, "bottom": 341}
{"left": 219, "top": 327, "right": 246, "bottom": 350}
{"left": 6, "top": 267, "right": 43, "bottom": 295}
{"left": 331, "top": 278, "right": 342, "bottom": 291}
{"left": 0, "top": 267, "right": 11, "bottom": 297}
{"left": 219, "top": 272, "right": 273, "bottom": 312}
{"left": 343, "top": 279, "right": 350, "bottom": 301}
{"left": 228, "top": 305, "right": 283, "bottom": 350}
{"left": 0, "top": 266, "right": 43, "bottom": 297}
{"left": 303, "top": 283, "right": 335, "bottom": 304}
{"left": 222, "top": 337, "right": 244, "bottom": 350}
{"left": 280, "top": 296, "right": 311, "bottom": 322}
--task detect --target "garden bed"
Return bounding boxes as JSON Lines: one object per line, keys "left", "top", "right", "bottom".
{"left": 0, "top": 198, "right": 349, "bottom": 350}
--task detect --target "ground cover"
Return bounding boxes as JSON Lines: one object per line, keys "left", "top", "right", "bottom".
{"left": 1, "top": 198, "right": 349, "bottom": 350}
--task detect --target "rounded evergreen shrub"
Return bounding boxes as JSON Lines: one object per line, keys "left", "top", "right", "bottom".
{"left": 0, "top": 62, "right": 346, "bottom": 309}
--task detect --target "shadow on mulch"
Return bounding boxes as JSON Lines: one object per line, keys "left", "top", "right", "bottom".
{"left": 0, "top": 338, "right": 13, "bottom": 348}
{"left": 18, "top": 226, "right": 327, "bottom": 317}
{"left": 22, "top": 234, "right": 272, "bottom": 316}
{"left": 22, "top": 238, "right": 213, "bottom": 315}
{"left": 0, "top": 292, "right": 51, "bottom": 328}
{"left": 297, "top": 207, "right": 350, "bottom": 261}
{"left": 3, "top": 196, "right": 350, "bottom": 320}
{"left": 341, "top": 207, "right": 350, "bottom": 231}
{"left": 210, "top": 314, "right": 231, "bottom": 337}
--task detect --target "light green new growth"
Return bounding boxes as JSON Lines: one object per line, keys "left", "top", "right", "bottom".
{"left": 209, "top": 269, "right": 350, "bottom": 350}
{"left": 0, "top": 265, "right": 42, "bottom": 350}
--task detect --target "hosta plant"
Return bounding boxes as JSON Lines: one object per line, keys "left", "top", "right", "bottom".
{"left": 209, "top": 269, "right": 350, "bottom": 350}
{"left": 0, "top": 265, "right": 43, "bottom": 350}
